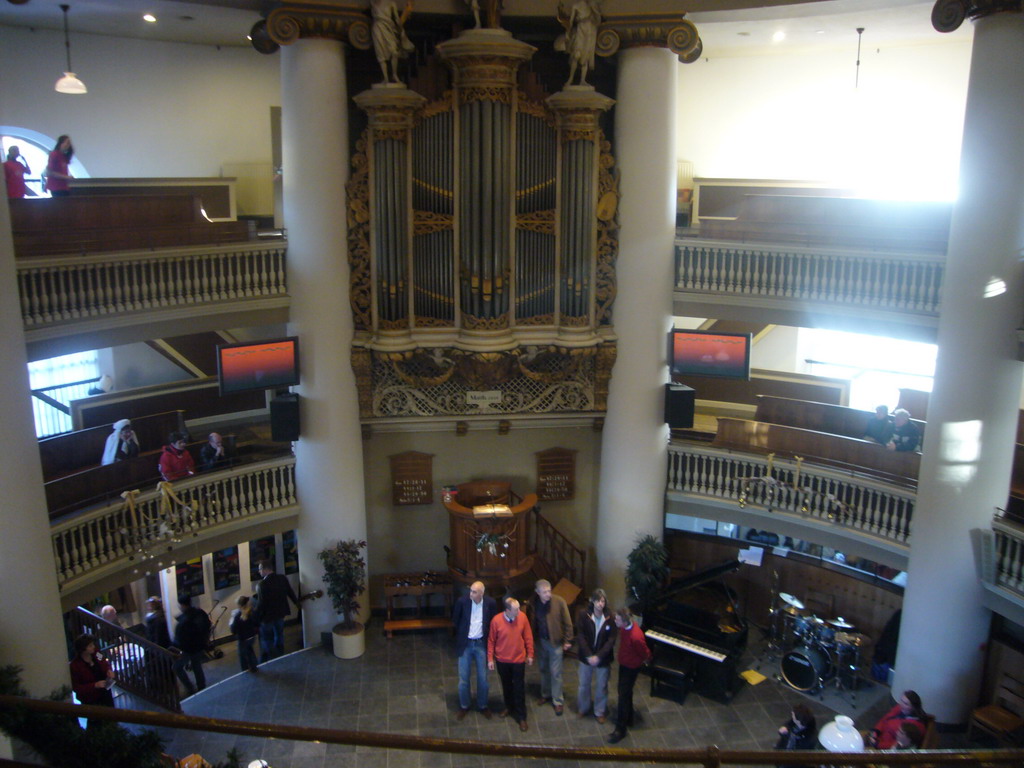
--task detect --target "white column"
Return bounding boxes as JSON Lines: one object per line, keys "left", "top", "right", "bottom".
{"left": 595, "top": 47, "right": 678, "bottom": 608}
{"left": 894, "top": 12, "right": 1024, "bottom": 723}
{"left": 281, "top": 38, "right": 369, "bottom": 644}
{"left": 0, "top": 188, "right": 69, "bottom": 696}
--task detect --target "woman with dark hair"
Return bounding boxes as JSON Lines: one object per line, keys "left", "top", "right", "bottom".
{"left": 159, "top": 431, "right": 195, "bottom": 481}
{"left": 868, "top": 690, "right": 926, "bottom": 749}
{"left": 775, "top": 702, "right": 818, "bottom": 759}
{"left": 69, "top": 633, "right": 116, "bottom": 720}
{"left": 45, "top": 135, "right": 74, "bottom": 196}
{"left": 576, "top": 588, "right": 615, "bottom": 722}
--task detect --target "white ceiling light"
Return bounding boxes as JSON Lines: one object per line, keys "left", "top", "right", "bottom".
{"left": 55, "top": 4, "right": 86, "bottom": 94}
{"left": 772, "top": 30, "right": 786, "bottom": 43}
{"left": 143, "top": 14, "right": 157, "bottom": 23}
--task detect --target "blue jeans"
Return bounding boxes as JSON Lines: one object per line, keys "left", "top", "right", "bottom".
{"left": 577, "top": 661, "right": 610, "bottom": 717}
{"left": 259, "top": 619, "right": 285, "bottom": 662}
{"left": 238, "top": 637, "right": 258, "bottom": 672}
{"left": 457, "top": 638, "right": 489, "bottom": 710}
{"left": 172, "top": 650, "right": 206, "bottom": 694}
{"left": 536, "top": 639, "right": 564, "bottom": 705}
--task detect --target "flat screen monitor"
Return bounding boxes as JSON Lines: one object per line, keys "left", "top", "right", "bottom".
{"left": 217, "top": 337, "right": 300, "bottom": 396}
{"left": 670, "top": 329, "right": 752, "bottom": 380}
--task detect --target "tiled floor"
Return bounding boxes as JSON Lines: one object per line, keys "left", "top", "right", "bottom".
{"left": 143, "top": 625, "right": 901, "bottom": 768}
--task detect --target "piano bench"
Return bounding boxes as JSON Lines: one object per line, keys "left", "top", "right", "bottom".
{"left": 648, "top": 664, "right": 690, "bottom": 705}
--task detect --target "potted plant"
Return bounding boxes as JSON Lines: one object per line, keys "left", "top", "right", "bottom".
{"left": 624, "top": 533, "right": 669, "bottom": 620}
{"left": 318, "top": 538, "right": 367, "bottom": 659}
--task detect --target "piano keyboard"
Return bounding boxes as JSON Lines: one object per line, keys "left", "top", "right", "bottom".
{"left": 645, "top": 629, "right": 727, "bottom": 662}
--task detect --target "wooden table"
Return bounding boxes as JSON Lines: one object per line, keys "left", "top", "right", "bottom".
{"left": 383, "top": 571, "right": 453, "bottom": 638}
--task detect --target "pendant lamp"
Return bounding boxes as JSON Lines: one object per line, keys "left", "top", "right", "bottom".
{"left": 818, "top": 714, "right": 866, "bottom": 752}
{"left": 55, "top": 4, "right": 87, "bottom": 94}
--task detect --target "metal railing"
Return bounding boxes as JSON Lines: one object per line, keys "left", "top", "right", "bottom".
{"left": 51, "top": 456, "right": 297, "bottom": 587}
{"left": 675, "top": 238, "right": 944, "bottom": 315}
{"left": 31, "top": 375, "right": 99, "bottom": 437}
{"left": 0, "top": 696, "right": 1020, "bottom": 767}
{"left": 66, "top": 606, "right": 182, "bottom": 713}
{"left": 17, "top": 240, "right": 288, "bottom": 328}
{"left": 667, "top": 443, "right": 916, "bottom": 547}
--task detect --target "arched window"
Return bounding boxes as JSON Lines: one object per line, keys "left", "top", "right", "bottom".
{"left": 2, "top": 127, "right": 89, "bottom": 197}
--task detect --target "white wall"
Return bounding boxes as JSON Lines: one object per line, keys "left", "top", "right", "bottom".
{"left": 750, "top": 325, "right": 800, "bottom": 371}
{"left": 0, "top": 26, "right": 280, "bottom": 178}
{"left": 676, "top": 36, "right": 972, "bottom": 198}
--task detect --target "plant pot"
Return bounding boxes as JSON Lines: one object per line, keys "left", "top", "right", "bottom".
{"left": 332, "top": 621, "right": 365, "bottom": 659}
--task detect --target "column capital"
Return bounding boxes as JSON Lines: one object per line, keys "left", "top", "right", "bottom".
{"left": 932, "top": 0, "right": 1022, "bottom": 32}
{"left": 546, "top": 87, "right": 615, "bottom": 141}
{"left": 596, "top": 14, "right": 702, "bottom": 64}
{"left": 266, "top": 1, "right": 371, "bottom": 49}
{"left": 354, "top": 86, "right": 427, "bottom": 140}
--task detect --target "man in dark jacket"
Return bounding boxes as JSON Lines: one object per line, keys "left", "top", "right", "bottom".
{"left": 254, "top": 559, "right": 300, "bottom": 662}
{"left": 452, "top": 580, "right": 498, "bottom": 720}
{"left": 172, "top": 594, "right": 210, "bottom": 695}
{"left": 576, "top": 588, "right": 615, "bottom": 722}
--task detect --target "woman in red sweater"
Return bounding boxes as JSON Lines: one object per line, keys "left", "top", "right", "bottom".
{"left": 867, "top": 689, "right": 927, "bottom": 749}
{"left": 69, "top": 633, "right": 116, "bottom": 725}
{"left": 608, "top": 607, "right": 651, "bottom": 744}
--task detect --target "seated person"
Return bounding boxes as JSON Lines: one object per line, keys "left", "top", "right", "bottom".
{"left": 775, "top": 703, "right": 817, "bottom": 758}
{"left": 886, "top": 409, "right": 921, "bottom": 452}
{"left": 199, "top": 432, "right": 229, "bottom": 471}
{"left": 159, "top": 431, "right": 196, "bottom": 481}
{"left": 867, "top": 689, "right": 927, "bottom": 749}
{"left": 888, "top": 721, "right": 924, "bottom": 751}
{"left": 864, "top": 405, "right": 894, "bottom": 445}
{"left": 101, "top": 418, "right": 140, "bottom": 465}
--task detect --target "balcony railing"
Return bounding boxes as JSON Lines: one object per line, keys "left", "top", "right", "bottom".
{"left": 675, "top": 238, "right": 944, "bottom": 315}
{"left": 51, "top": 456, "right": 296, "bottom": 587}
{"left": 667, "top": 443, "right": 916, "bottom": 547}
{"left": 17, "top": 240, "right": 287, "bottom": 328}
{"left": 992, "top": 515, "right": 1024, "bottom": 598}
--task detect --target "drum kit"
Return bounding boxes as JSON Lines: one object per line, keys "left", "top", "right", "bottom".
{"left": 767, "top": 592, "right": 870, "bottom": 697}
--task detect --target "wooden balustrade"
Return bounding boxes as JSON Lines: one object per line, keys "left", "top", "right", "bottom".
{"left": 51, "top": 456, "right": 296, "bottom": 587}
{"left": 530, "top": 508, "right": 586, "bottom": 589}
{"left": 38, "top": 410, "right": 184, "bottom": 482}
{"left": 713, "top": 417, "right": 920, "bottom": 483}
{"left": 667, "top": 443, "right": 916, "bottom": 546}
{"left": 993, "top": 515, "right": 1024, "bottom": 596}
{"left": 676, "top": 238, "right": 944, "bottom": 315}
{"left": 17, "top": 240, "right": 287, "bottom": 329}
{"left": 66, "top": 606, "right": 182, "bottom": 713}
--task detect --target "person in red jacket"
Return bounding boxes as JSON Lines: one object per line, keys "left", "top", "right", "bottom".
{"left": 487, "top": 596, "right": 534, "bottom": 732}
{"left": 45, "top": 135, "right": 74, "bottom": 196}
{"left": 159, "top": 431, "right": 196, "bottom": 481}
{"left": 69, "top": 633, "right": 115, "bottom": 726}
{"left": 607, "top": 607, "right": 651, "bottom": 744}
{"left": 4, "top": 146, "right": 30, "bottom": 198}
{"left": 867, "top": 690, "right": 927, "bottom": 749}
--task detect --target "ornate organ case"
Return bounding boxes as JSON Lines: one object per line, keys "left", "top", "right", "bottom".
{"left": 347, "top": 27, "right": 619, "bottom": 419}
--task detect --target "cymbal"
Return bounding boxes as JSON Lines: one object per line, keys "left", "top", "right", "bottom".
{"left": 828, "top": 617, "right": 855, "bottom": 629}
{"left": 779, "top": 592, "right": 805, "bottom": 610}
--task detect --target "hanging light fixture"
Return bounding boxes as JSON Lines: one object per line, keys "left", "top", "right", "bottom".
{"left": 55, "top": 4, "right": 87, "bottom": 94}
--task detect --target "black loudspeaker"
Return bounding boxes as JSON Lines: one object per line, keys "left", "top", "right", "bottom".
{"left": 270, "top": 393, "right": 300, "bottom": 442}
{"left": 664, "top": 383, "right": 695, "bottom": 429}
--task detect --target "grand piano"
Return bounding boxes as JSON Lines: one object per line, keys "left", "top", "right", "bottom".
{"left": 642, "top": 559, "right": 748, "bottom": 704}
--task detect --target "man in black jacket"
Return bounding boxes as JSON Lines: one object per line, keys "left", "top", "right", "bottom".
{"left": 575, "top": 588, "right": 615, "bottom": 722}
{"left": 172, "top": 594, "right": 211, "bottom": 696}
{"left": 254, "top": 559, "right": 300, "bottom": 662}
{"left": 452, "top": 580, "right": 498, "bottom": 720}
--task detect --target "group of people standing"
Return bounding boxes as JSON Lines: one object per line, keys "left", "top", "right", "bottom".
{"left": 453, "top": 579, "right": 650, "bottom": 743}
{"left": 3, "top": 134, "right": 75, "bottom": 199}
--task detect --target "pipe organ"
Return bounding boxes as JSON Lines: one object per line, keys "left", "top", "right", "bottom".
{"left": 348, "top": 27, "right": 619, "bottom": 419}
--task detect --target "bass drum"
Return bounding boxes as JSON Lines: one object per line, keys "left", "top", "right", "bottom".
{"left": 781, "top": 644, "right": 833, "bottom": 691}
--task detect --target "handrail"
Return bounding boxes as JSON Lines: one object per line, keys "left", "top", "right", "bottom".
{"left": 531, "top": 507, "right": 587, "bottom": 588}
{"left": 667, "top": 442, "right": 916, "bottom": 549}
{"left": 67, "top": 607, "right": 181, "bottom": 712}
{"left": 0, "top": 696, "right": 1020, "bottom": 766}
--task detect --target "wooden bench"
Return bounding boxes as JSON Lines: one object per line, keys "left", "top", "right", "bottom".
{"left": 713, "top": 417, "right": 920, "bottom": 483}
{"left": 383, "top": 571, "right": 453, "bottom": 638}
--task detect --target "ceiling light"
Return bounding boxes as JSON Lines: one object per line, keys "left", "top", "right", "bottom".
{"left": 55, "top": 4, "right": 86, "bottom": 95}
{"left": 772, "top": 30, "right": 786, "bottom": 43}
{"left": 143, "top": 14, "right": 157, "bottom": 23}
